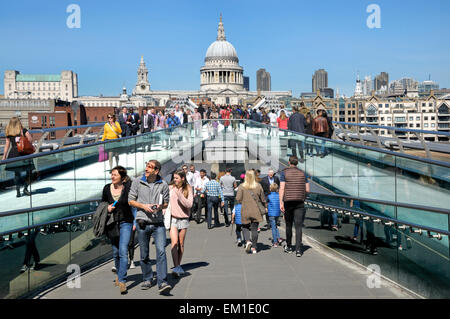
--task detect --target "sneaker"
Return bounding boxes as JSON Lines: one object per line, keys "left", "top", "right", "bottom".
{"left": 257, "top": 228, "right": 261, "bottom": 233}
{"left": 371, "top": 249, "right": 378, "bottom": 255}
{"left": 296, "top": 250, "right": 303, "bottom": 257}
{"left": 172, "top": 266, "right": 180, "bottom": 277}
{"left": 251, "top": 248, "right": 257, "bottom": 254}
{"left": 236, "top": 239, "right": 242, "bottom": 247}
{"left": 158, "top": 282, "right": 172, "bottom": 294}
{"left": 245, "top": 241, "right": 252, "bottom": 253}
{"left": 111, "top": 266, "right": 117, "bottom": 273}
{"left": 331, "top": 226, "right": 338, "bottom": 231}
{"left": 178, "top": 265, "right": 185, "bottom": 275}
{"left": 141, "top": 281, "right": 152, "bottom": 290}
{"left": 129, "top": 261, "right": 136, "bottom": 269}
{"left": 272, "top": 243, "right": 278, "bottom": 248}
{"left": 284, "top": 245, "right": 294, "bottom": 254}
{"left": 20, "top": 265, "right": 29, "bottom": 273}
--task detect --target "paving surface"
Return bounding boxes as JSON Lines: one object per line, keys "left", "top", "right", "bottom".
{"left": 38, "top": 219, "right": 415, "bottom": 299}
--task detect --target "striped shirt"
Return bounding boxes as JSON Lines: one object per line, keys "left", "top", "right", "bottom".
{"left": 205, "top": 180, "right": 224, "bottom": 202}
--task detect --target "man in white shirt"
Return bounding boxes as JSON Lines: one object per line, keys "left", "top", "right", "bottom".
{"left": 268, "top": 109, "right": 278, "bottom": 136}
{"left": 193, "top": 169, "right": 209, "bottom": 224}
{"left": 175, "top": 105, "right": 184, "bottom": 125}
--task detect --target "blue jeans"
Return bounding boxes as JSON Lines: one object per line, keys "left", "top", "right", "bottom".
{"left": 207, "top": 196, "right": 220, "bottom": 227}
{"left": 112, "top": 222, "right": 132, "bottom": 283}
{"left": 269, "top": 216, "right": 280, "bottom": 244}
{"left": 223, "top": 195, "right": 234, "bottom": 224}
{"left": 137, "top": 222, "right": 168, "bottom": 287}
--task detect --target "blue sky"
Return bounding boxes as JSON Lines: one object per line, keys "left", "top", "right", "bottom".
{"left": 0, "top": 0, "right": 449, "bottom": 97}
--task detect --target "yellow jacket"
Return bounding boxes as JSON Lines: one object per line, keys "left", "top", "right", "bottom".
{"left": 101, "top": 122, "right": 122, "bottom": 141}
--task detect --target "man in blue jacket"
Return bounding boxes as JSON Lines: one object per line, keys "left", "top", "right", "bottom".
{"left": 165, "top": 111, "right": 181, "bottom": 149}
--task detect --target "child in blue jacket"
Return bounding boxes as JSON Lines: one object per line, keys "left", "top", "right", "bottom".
{"left": 267, "top": 183, "right": 283, "bottom": 247}
{"left": 231, "top": 203, "right": 244, "bottom": 246}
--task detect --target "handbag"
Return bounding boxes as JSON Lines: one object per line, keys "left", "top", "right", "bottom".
{"left": 248, "top": 189, "right": 266, "bottom": 217}
{"left": 17, "top": 130, "right": 35, "bottom": 155}
{"left": 164, "top": 201, "right": 172, "bottom": 230}
{"left": 98, "top": 145, "right": 108, "bottom": 162}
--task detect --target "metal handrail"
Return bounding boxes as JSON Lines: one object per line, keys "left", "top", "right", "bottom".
{"left": 1, "top": 119, "right": 449, "bottom": 168}
{"left": 305, "top": 199, "right": 450, "bottom": 237}
{"left": 243, "top": 119, "right": 450, "bottom": 168}
{"left": 0, "top": 123, "right": 105, "bottom": 138}
{"left": 334, "top": 121, "right": 450, "bottom": 136}
{"left": 1, "top": 196, "right": 448, "bottom": 238}
{"left": 307, "top": 191, "right": 450, "bottom": 215}
{"left": 0, "top": 121, "right": 191, "bottom": 165}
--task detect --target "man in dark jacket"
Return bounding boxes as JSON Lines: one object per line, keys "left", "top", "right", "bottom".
{"left": 260, "top": 168, "right": 281, "bottom": 229}
{"left": 128, "top": 107, "right": 140, "bottom": 136}
{"left": 118, "top": 106, "right": 131, "bottom": 137}
{"left": 287, "top": 106, "right": 306, "bottom": 162}
{"left": 197, "top": 103, "right": 205, "bottom": 119}
{"left": 141, "top": 108, "right": 154, "bottom": 152}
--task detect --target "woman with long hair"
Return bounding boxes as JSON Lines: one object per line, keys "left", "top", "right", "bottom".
{"left": 277, "top": 110, "right": 289, "bottom": 137}
{"left": 169, "top": 169, "right": 193, "bottom": 277}
{"left": 101, "top": 166, "right": 133, "bottom": 294}
{"left": 101, "top": 113, "right": 122, "bottom": 171}
{"left": 2, "top": 117, "right": 34, "bottom": 197}
{"left": 236, "top": 170, "right": 266, "bottom": 254}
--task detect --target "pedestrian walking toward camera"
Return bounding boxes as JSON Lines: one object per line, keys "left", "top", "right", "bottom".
{"left": 102, "top": 166, "right": 133, "bottom": 294}
{"left": 236, "top": 170, "right": 266, "bottom": 254}
{"left": 169, "top": 170, "right": 193, "bottom": 277}
{"left": 101, "top": 113, "right": 122, "bottom": 171}
{"left": 128, "top": 160, "right": 172, "bottom": 294}
{"left": 204, "top": 172, "right": 225, "bottom": 229}
{"left": 279, "top": 156, "right": 310, "bottom": 257}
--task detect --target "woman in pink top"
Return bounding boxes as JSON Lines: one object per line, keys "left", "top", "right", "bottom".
{"left": 169, "top": 170, "right": 193, "bottom": 277}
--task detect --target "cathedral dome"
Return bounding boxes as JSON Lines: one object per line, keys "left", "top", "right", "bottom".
{"left": 205, "top": 41, "right": 238, "bottom": 61}
{"left": 204, "top": 15, "right": 239, "bottom": 63}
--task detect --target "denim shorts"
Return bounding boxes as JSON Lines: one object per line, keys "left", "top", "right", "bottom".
{"left": 171, "top": 217, "right": 190, "bottom": 230}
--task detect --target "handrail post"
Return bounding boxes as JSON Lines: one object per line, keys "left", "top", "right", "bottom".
{"left": 59, "top": 129, "right": 73, "bottom": 150}
{"left": 79, "top": 127, "right": 92, "bottom": 145}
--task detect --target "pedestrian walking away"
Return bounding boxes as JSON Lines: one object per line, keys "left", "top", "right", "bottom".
{"left": 279, "top": 156, "right": 310, "bottom": 257}
{"left": 236, "top": 170, "right": 266, "bottom": 254}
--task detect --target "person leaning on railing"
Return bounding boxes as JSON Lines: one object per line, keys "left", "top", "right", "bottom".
{"left": 101, "top": 113, "right": 122, "bottom": 171}
{"left": 2, "top": 117, "right": 34, "bottom": 197}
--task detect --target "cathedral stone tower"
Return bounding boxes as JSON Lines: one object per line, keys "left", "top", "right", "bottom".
{"left": 135, "top": 56, "right": 151, "bottom": 95}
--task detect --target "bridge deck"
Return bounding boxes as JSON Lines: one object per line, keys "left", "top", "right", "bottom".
{"left": 36, "top": 221, "right": 414, "bottom": 299}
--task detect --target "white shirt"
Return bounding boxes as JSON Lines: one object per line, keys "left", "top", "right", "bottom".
{"left": 187, "top": 170, "right": 200, "bottom": 187}
{"left": 175, "top": 111, "right": 184, "bottom": 124}
{"left": 268, "top": 112, "right": 278, "bottom": 123}
{"left": 194, "top": 176, "right": 210, "bottom": 193}
{"left": 143, "top": 114, "right": 149, "bottom": 129}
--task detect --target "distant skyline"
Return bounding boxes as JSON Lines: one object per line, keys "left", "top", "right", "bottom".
{"left": 0, "top": 0, "right": 449, "bottom": 97}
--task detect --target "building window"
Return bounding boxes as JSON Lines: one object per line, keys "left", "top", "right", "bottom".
{"left": 94, "top": 116, "right": 97, "bottom": 121}
{"left": 429, "top": 103, "right": 433, "bottom": 107}
{"left": 416, "top": 117, "right": 420, "bottom": 121}
{"left": 431, "top": 116, "right": 435, "bottom": 120}
{"left": 424, "top": 116, "right": 428, "bottom": 120}
{"left": 378, "top": 104, "right": 382, "bottom": 108}
{"left": 424, "top": 123, "right": 429, "bottom": 128}
{"left": 431, "top": 123, "right": 435, "bottom": 128}
{"left": 409, "top": 117, "right": 413, "bottom": 121}
{"left": 41, "top": 116, "right": 47, "bottom": 126}
{"left": 416, "top": 124, "right": 420, "bottom": 128}
{"left": 385, "top": 104, "right": 389, "bottom": 108}
{"left": 409, "top": 124, "right": 414, "bottom": 128}
{"left": 387, "top": 117, "right": 391, "bottom": 121}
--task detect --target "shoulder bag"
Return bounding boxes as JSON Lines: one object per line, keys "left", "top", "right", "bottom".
{"left": 17, "top": 130, "right": 35, "bottom": 155}
{"left": 164, "top": 201, "right": 172, "bottom": 230}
